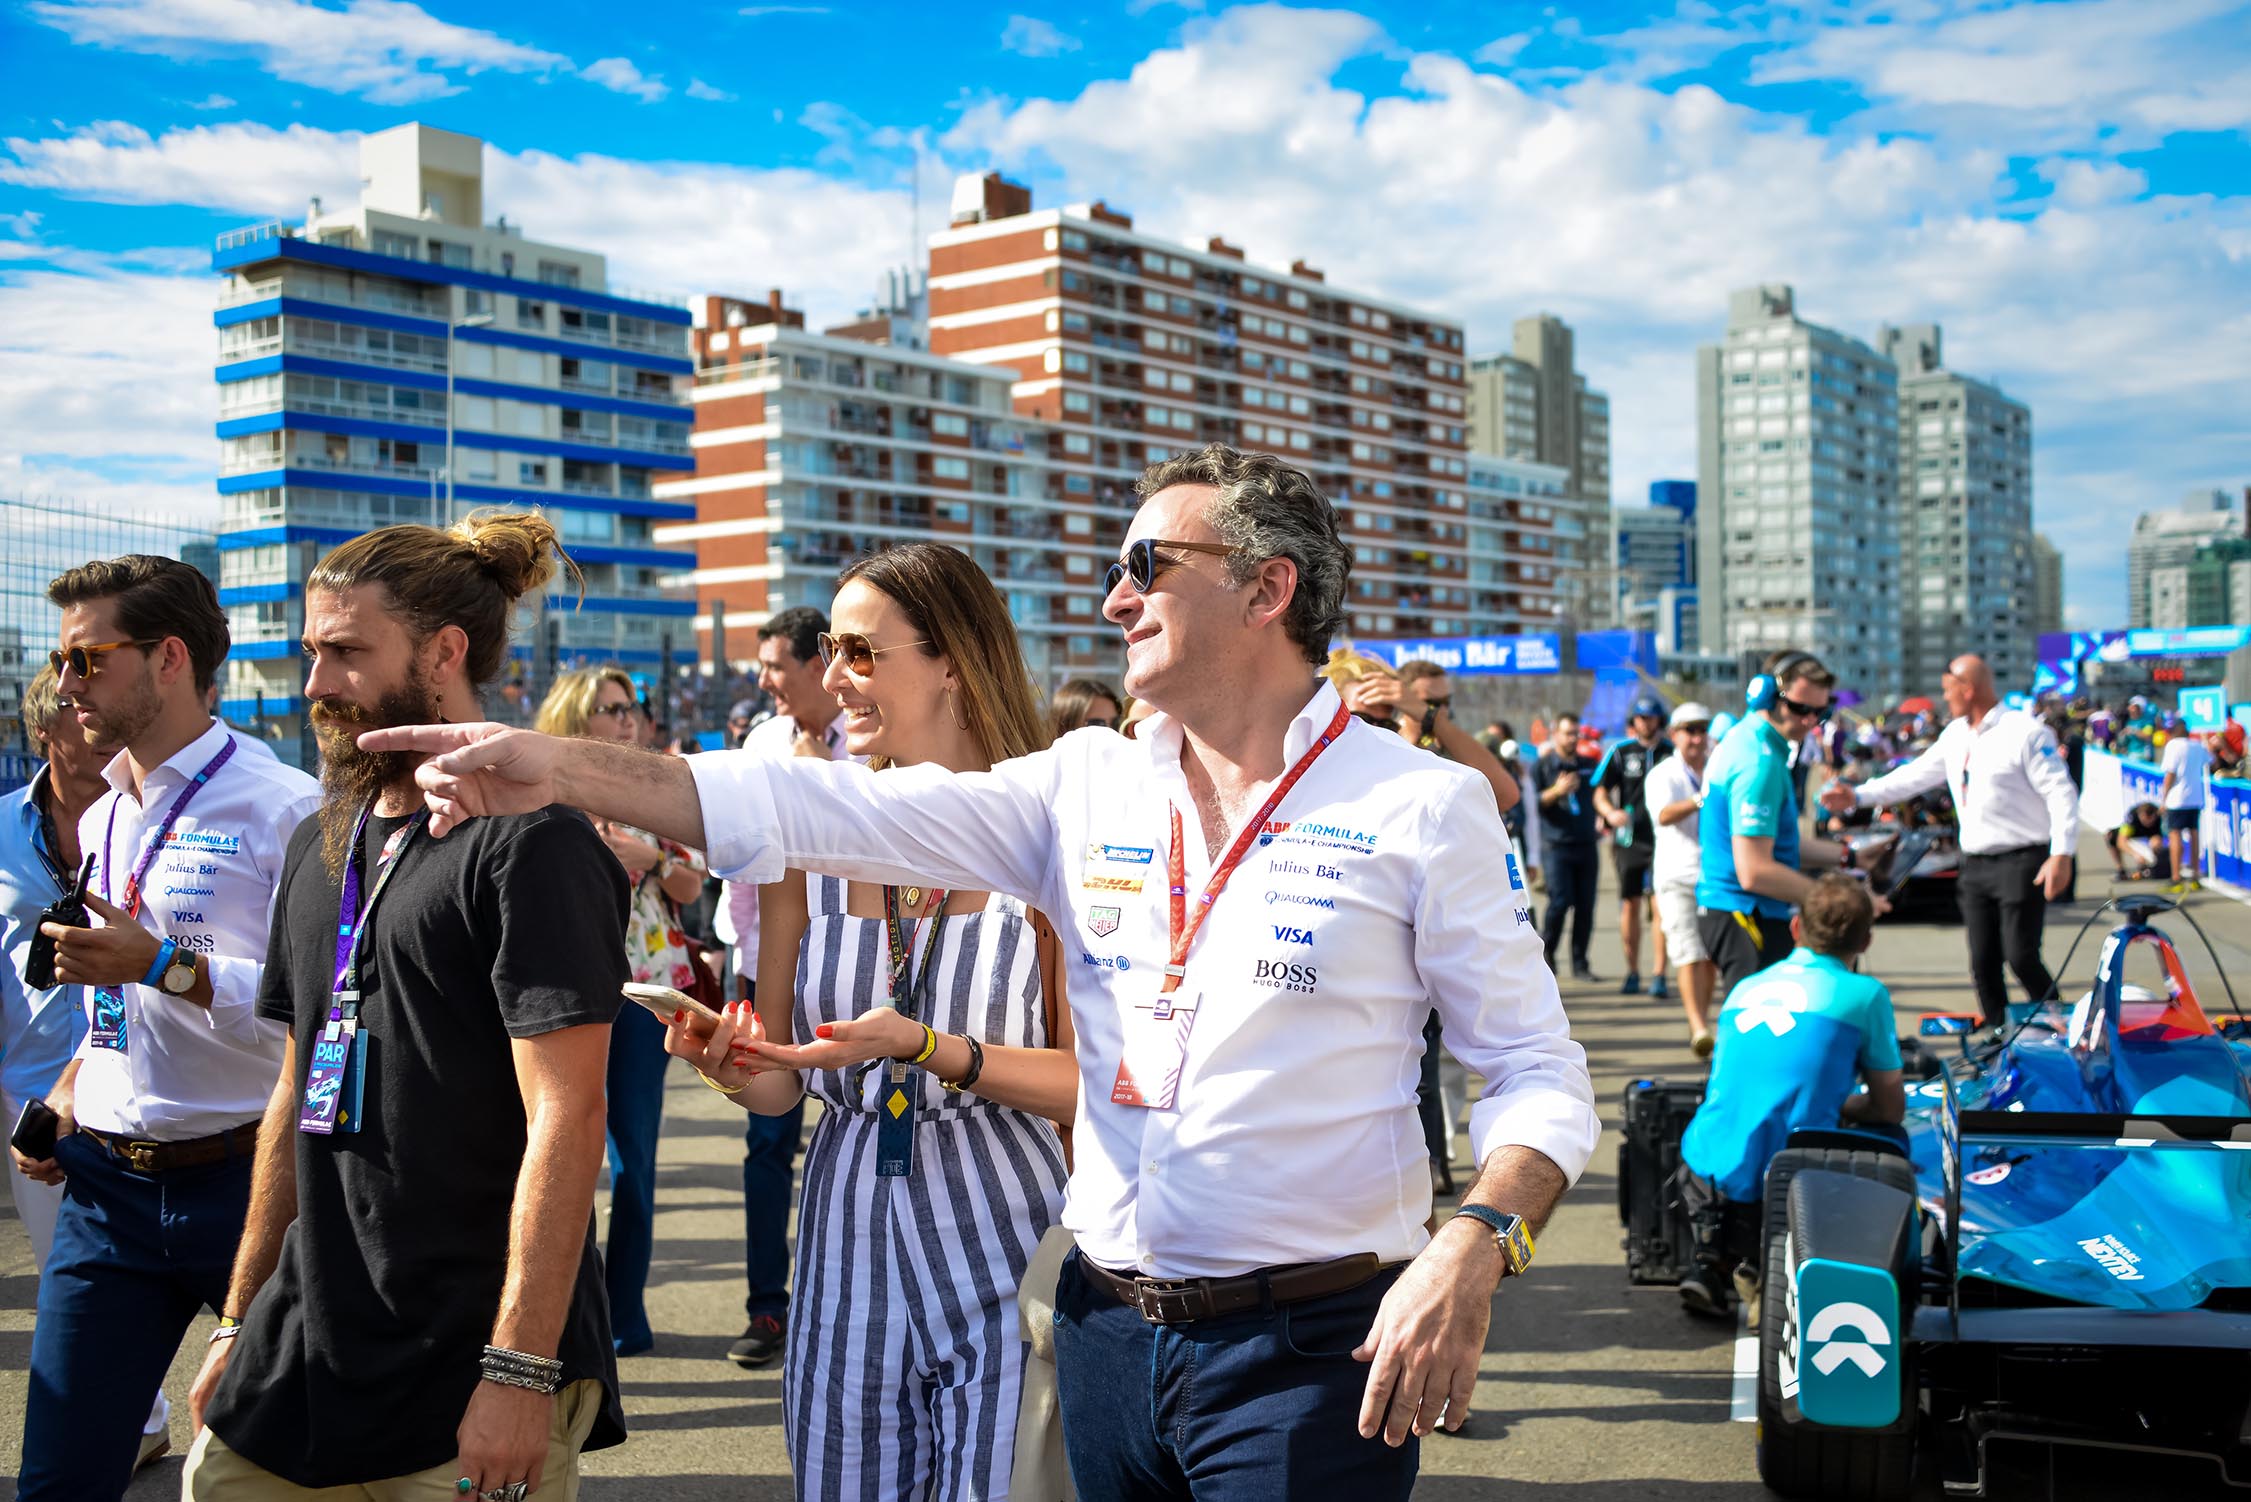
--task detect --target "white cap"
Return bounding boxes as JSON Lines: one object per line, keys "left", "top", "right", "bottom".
{"left": 1669, "top": 701, "right": 1715, "bottom": 729}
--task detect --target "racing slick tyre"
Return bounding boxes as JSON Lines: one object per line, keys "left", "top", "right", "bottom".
{"left": 1754, "top": 1148, "right": 1918, "bottom": 1500}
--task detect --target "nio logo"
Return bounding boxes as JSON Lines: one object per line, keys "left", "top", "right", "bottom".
{"left": 2077, "top": 1234, "right": 2146, "bottom": 1282}
{"left": 1805, "top": 1302, "right": 1891, "bottom": 1378}
{"left": 1732, "top": 977, "right": 1809, "bottom": 1036}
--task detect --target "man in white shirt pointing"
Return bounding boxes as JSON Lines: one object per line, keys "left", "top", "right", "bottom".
{"left": 1821, "top": 653, "right": 2078, "bottom": 1026}
{"left": 365, "top": 442, "right": 1598, "bottom": 1499}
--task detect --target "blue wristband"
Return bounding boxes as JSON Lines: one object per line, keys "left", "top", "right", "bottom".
{"left": 142, "top": 938, "right": 177, "bottom": 989}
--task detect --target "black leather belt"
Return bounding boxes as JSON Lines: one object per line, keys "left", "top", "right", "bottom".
{"left": 1081, "top": 1252, "right": 1387, "bottom": 1325}
{"left": 80, "top": 1120, "right": 260, "bottom": 1174}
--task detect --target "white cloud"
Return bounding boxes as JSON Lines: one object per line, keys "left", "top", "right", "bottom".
{"left": 1472, "top": 31, "right": 1534, "bottom": 67}
{"left": 581, "top": 55, "right": 667, "bottom": 103}
{"left": 1001, "top": 14, "right": 1081, "bottom": 57}
{"left": 686, "top": 78, "right": 736, "bottom": 102}
{"left": 188, "top": 92, "right": 235, "bottom": 109}
{"left": 29, "top": 0, "right": 573, "bottom": 104}
{"left": 0, "top": 121, "right": 359, "bottom": 216}
{"left": 946, "top": 2, "right": 2251, "bottom": 623}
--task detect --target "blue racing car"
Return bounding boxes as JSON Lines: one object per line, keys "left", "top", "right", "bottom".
{"left": 1755, "top": 894, "right": 2251, "bottom": 1498}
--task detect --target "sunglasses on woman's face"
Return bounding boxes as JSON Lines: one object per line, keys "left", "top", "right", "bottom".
{"left": 50, "top": 639, "right": 162, "bottom": 681}
{"left": 816, "top": 632, "right": 931, "bottom": 676}
{"left": 591, "top": 701, "right": 638, "bottom": 721}
{"left": 1103, "top": 538, "right": 1238, "bottom": 598}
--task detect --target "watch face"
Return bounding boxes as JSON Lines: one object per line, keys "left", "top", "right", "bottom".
{"left": 163, "top": 956, "right": 195, "bottom": 993}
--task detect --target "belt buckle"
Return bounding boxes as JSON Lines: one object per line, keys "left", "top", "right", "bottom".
{"left": 1132, "top": 1278, "right": 1193, "bottom": 1324}
{"left": 122, "top": 1139, "right": 161, "bottom": 1172}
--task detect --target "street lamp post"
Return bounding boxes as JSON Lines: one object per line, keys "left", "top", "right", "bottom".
{"left": 441, "top": 308, "right": 495, "bottom": 527}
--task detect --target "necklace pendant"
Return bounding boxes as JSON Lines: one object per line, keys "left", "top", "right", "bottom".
{"left": 903, "top": 886, "right": 924, "bottom": 910}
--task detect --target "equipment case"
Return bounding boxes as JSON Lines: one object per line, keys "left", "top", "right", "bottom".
{"left": 1618, "top": 1077, "right": 1707, "bottom": 1285}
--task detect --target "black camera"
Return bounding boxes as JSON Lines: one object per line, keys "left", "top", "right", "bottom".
{"left": 23, "top": 854, "right": 95, "bottom": 992}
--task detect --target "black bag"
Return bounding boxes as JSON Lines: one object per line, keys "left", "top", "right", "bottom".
{"left": 1618, "top": 1077, "right": 1706, "bottom": 1285}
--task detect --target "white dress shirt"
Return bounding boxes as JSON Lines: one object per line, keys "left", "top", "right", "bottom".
{"left": 706, "top": 711, "right": 856, "bottom": 984}
{"left": 1643, "top": 754, "right": 1704, "bottom": 890}
{"left": 1849, "top": 706, "right": 2079, "bottom": 858}
{"left": 71, "top": 718, "right": 322, "bottom": 1139}
{"left": 690, "top": 681, "right": 1599, "bottom": 1278}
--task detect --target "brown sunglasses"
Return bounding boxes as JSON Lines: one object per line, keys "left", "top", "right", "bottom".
{"left": 817, "top": 632, "right": 931, "bottom": 675}
{"left": 50, "top": 639, "right": 163, "bottom": 681}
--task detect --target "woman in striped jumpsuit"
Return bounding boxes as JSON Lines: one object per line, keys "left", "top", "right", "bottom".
{"left": 669, "top": 543, "right": 1077, "bottom": 1501}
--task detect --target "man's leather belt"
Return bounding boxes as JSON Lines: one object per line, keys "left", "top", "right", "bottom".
{"left": 80, "top": 1121, "right": 259, "bottom": 1174}
{"left": 1082, "top": 1252, "right": 1386, "bottom": 1326}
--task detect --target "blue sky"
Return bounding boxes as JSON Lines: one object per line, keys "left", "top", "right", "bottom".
{"left": 3, "top": 0, "right": 2249, "bottom": 634}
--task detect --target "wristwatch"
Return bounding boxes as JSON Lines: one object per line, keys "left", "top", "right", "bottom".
{"left": 160, "top": 944, "right": 199, "bottom": 995}
{"left": 1452, "top": 1205, "right": 1536, "bottom": 1277}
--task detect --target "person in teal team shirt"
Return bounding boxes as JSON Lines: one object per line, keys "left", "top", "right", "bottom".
{"left": 1675, "top": 874, "right": 1905, "bottom": 1318}
{"left": 1695, "top": 650, "right": 1887, "bottom": 1001}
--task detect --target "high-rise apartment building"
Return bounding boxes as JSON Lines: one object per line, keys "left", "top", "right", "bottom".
{"left": 212, "top": 123, "right": 696, "bottom": 765}
{"left": 2128, "top": 489, "right": 2245, "bottom": 628}
{"left": 1695, "top": 284, "right": 1902, "bottom": 702}
{"left": 1879, "top": 322, "right": 2034, "bottom": 693}
{"left": 1463, "top": 452, "right": 1569, "bottom": 637}
{"left": 923, "top": 175, "right": 1480, "bottom": 644}
{"left": 1466, "top": 314, "right": 1612, "bottom": 623}
{"left": 2031, "top": 533, "right": 2063, "bottom": 637}
{"left": 655, "top": 292, "right": 1115, "bottom": 686}
{"left": 1616, "top": 480, "right": 1697, "bottom": 641}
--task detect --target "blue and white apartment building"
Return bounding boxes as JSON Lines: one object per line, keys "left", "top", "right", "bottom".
{"left": 212, "top": 123, "right": 696, "bottom": 766}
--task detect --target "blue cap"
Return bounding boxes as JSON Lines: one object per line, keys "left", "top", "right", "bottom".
{"left": 1630, "top": 695, "right": 1666, "bottom": 721}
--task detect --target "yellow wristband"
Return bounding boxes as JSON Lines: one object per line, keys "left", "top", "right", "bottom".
{"left": 911, "top": 1023, "right": 938, "bottom": 1065}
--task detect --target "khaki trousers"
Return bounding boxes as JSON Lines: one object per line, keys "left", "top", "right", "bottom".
{"left": 182, "top": 1379, "right": 602, "bottom": 1500}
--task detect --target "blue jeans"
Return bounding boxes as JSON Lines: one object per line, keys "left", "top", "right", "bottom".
{"left": 604, "top": 998, "right": 672, "bottom": 1350}
{"left": 1053, "top": 1252, "right": 1416, "bottom": 1502}
{"left": 742, "top": 1096, "right": 805, "bottom": 1320}
{"left": 20, "top": 1129, "right": 252, "bottom": 1501}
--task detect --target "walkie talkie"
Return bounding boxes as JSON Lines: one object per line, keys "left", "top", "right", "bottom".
{"left": 24, "top": 854, "right": 96, "bottom": 991}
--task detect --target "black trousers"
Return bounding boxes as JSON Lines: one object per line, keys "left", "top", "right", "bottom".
{"left": 1958, "top": 844, "right": 2054, "bottom": 1027}
{"left": 1541, "top": 842, "right": 1600, "bottom": 969}
{"left": 1697, "top": 907, "right": 1794, "bottom": 1003}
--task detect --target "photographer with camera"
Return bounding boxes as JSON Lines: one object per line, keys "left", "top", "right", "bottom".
{"left": 9, "top": 557, "right": 319, "bottom": 1502}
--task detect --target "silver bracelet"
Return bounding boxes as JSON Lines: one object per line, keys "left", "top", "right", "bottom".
{"left": 480, "top": 1344, "right": 564, "bottom": 1395}
{"left": 480, "top": 1366, "right": 562, "bottom": 1395}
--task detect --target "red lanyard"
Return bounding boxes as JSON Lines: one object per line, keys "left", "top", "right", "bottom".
{"left": 1162, "top": 703, "right": 1352, "bottom": 994}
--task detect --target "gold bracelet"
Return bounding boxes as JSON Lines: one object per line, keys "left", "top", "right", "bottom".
{"left": 698, "top": 1071, "right": 745, "bottom": 1097}
{"left": 910, "top": 1023, "right": 938, "bottom": 1065}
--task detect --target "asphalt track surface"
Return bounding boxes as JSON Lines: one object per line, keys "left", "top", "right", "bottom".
{"left": 2, "top": 829, "right": 2242, "bottom": 1499}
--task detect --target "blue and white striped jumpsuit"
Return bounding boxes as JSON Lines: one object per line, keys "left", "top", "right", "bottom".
{"left": 784, "top": 875, "right": 1069, "bottom": 1502}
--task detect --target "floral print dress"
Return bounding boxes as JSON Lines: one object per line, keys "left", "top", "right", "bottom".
{"left": 618, "top": 824, "right": 707, "bottom": 991}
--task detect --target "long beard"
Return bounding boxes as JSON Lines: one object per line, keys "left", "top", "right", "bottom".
{"left": 311, "top": 672, "right": 438, "bottom": 879}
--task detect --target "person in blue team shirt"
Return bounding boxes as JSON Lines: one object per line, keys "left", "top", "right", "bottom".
{"left": 1675, "top": 874, "right": 1905, "bottom": 1318}
{"left": 1695, "top": 651, "right": 1887, "bottom": 1002}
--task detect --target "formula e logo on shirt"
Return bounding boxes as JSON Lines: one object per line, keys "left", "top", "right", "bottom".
{"left": 163, "top": 829, "right": 241, "bottom": 856}
{"left": 1086, "top": 843, "right": 1154, "bottom": 865}
{"left": 1256, "top": 821, "right": 1377, "bottom": 854}
{"left": 1080, "top": 952, "right": 1133, "bottom": 972}
{"left": 1270, "top": 925, "right": 1315, "bottom": 946}
{"left": 1253, "top": 957, "right": 1318, "bottom": 993}
{"left": 1087, "top": 906, "right": 1121, "bottom": 937}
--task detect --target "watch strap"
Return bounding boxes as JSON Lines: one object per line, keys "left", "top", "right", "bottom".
{"left": 1452, "top": 1205, "right": 1535, "bottom": 1276}
{"left": 141, "top": 938, "right": 178, "bottom": 989}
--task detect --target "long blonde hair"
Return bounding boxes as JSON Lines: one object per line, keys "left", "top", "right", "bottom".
{"left": 836, "top": 544, "right": 1049, "bottom": 769}
{"left": 534, "top": 665, "right": 638, "bottom": 739}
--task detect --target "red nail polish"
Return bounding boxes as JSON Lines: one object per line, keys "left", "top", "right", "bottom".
{"left": 815, "top": 1023, "right": 834, "bottom": 1039}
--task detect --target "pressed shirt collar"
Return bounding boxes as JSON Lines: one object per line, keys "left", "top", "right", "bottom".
{"left": 13, "top": 763, "right": 49, "bottom": 834}
{"left": 101, "top": 717, "right": 228, "bottom": 804}
{"left": 1137, "top": 678, "right": 1337, "bottom": 768}
{"left": 1965, "top": 703, "right": 2005, "bottom": 735}
{"left": 1783, "top": 944, "right": 1849, "bottom": 973}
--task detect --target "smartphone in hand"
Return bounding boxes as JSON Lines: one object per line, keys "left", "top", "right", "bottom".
{"left": 11, "top": 1097, "right": 60, "bottom": 1161}
{"left": 623, "top": 982, "right": 726, "bottom": 1036}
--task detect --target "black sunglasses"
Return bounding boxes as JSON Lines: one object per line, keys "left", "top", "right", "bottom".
{"left": 1777, "top": 692, "right": 1832, "bottom": 723}
{"left": 1103, "top": 538, "right": 1238, "bottom": 597}
{"left": 50, "top": 639, "right": 163, "bottom": 681}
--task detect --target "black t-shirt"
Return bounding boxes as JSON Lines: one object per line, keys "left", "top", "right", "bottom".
{"left": 1592, "top": 736, "right": 1672, "bottom": 847}
{"left": 205, "top": 806, "right": 630, "bottom": 1488}
{"left": 1535, "top": 747, "right": 1599, "bottom": 848}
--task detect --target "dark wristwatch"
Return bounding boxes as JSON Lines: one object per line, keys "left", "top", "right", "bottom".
{"left": 160, "top": 945, "right": 199, "bottom": 995}
{"left": 1452, "top": 1206, "right": 1536, "bottom": 1277}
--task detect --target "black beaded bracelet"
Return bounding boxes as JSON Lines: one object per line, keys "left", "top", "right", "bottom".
{"left": 940, "top": 1033, "right": 987, "bottom": 1095}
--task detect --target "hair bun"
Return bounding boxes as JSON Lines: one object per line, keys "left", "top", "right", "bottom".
{"left": 450, "top": 509, "right": 564, "bottom": 605}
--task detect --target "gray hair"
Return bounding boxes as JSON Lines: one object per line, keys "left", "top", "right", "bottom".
{"left": 1133, "top": 443, "right": 1349, "bottom": 666}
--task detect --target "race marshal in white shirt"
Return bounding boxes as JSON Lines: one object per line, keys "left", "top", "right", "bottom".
{"left": 1823, "top": 652, "right": 2078, "bottom": 1026}
{"left": 370, "top": 443, "right": 1599, "bottom": 1498}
